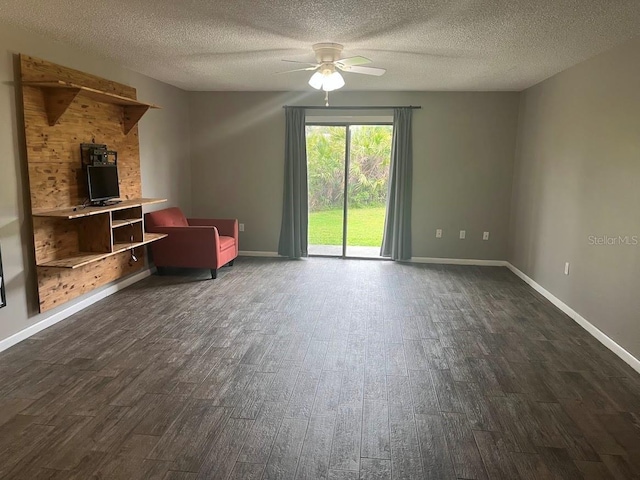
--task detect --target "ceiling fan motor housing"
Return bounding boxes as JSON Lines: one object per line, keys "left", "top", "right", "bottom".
{"left": 320, "top": 64, "right": 336, "bottom": 75}
{"left": 313, "top": 43, "right": 344, "bottom": 63}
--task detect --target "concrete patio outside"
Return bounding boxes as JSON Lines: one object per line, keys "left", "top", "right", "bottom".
{"left": 308, "top": 244, "right": 383, "bottom": 258}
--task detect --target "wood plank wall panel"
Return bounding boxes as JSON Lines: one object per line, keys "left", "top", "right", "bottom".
{"left": 77, "top": 214, "right": 112, "bottom": 253}
{"left": 37, "top": 249, "right": 144, "bottom": 312}
{"left": 22, "top": 90, "right": 142, "bottom": 208}
{"left": 27, "top": 163, "right": 84, "bottom": 209}
{"left": 20, "top": 55, "right": 147, "bottom": 312}
{"left": 20, "top": 55, "right": 136, "bottom": 97}
{"left": 112, "top": 222, "right": 143, "bottom": 245}
{"left": 32, "top": 217, "right": 80, "bottom": 265}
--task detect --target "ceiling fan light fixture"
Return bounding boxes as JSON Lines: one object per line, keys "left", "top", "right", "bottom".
{"left": 309, "top": 68, "right": 344, "bottom": 92}
{"left": 284, "top": 44, "right": 385, "bottom": 98}
{"left": 308, "top": 71, "right": 324, "bottom": 90}
{"left": 322, "top": 71, "right": 345, "bottom": 91}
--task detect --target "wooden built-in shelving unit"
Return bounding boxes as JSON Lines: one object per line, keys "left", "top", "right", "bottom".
{"left": 20, "top": 54, "right": 165, "bottom": 312}
{"left": 34, "top": 198, "right": 167, "bottom": 269}
{"left": 22, "top": 80, "right": 161, "bottom": 134}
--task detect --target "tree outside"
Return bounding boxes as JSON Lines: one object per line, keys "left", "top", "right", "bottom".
{"left": 306, "top": 125, "right": 392, "bottom": 246}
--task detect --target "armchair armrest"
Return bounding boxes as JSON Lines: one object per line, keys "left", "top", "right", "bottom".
{"left": 188, "top": 218, "right": 238, "bottom": 238}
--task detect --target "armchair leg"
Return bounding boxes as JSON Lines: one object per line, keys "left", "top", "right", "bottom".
{"left": 211, "top": 269, "right": 217, "bottom": 279}
{"left": 229, "top": 259, "right": 235, "bottom": 266}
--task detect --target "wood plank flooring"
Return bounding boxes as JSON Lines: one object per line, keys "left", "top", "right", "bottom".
{"left": 1, "top": 257, "right": 639, "bottom": 479}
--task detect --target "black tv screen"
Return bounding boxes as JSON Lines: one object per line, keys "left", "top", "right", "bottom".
{"left": 87, "top": 165, "right": 120, "bottom": 202}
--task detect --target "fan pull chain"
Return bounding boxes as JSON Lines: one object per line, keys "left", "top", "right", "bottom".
{"left": 325, "top": 90, "right": 329, "bottom": 107}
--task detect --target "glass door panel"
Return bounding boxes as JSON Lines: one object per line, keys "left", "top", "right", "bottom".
{"left": 307, "top": 125, "right": 346, "bottom": 256}
{"left": 345, "top": 125, "right": 393, "bottom": 258}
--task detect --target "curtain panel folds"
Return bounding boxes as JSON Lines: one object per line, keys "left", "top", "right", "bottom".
{"left": 278, "top": 107, "right": 309, "bottom": 258}
{"left": 381, "top": 108, "right": 413, "bottom": 260}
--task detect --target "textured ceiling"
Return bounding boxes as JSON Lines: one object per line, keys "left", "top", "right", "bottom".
{"left": 1, "top": 0, "right": 639, "bottom": 91}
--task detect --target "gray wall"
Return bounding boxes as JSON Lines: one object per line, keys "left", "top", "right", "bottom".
{"left": 510, "top": 36, "right": 640, "bottom": 359}
{"left": 189, "top": 91, "right": 520, "bottom": 258}
{"left": 0, "top": 23, "right": 191, "bottom": 343}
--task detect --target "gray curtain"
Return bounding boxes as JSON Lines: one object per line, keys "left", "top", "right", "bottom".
{"left": 278, "top": 107, "right": 308, "bottom": 258}
{"left": 381, "top": 108, "right": 413, "bottom": 260}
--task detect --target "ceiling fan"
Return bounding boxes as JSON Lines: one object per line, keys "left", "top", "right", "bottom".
{"left": 279, "top": 43, "right": 386, "bottom": 103}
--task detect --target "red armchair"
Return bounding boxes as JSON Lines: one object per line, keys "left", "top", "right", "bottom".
{"left": 145, "top": 207, "right": 238, "bottom": 279}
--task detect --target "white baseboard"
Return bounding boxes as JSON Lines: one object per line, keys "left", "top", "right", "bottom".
{"left": 506, "top": 263, "right": 640, "bottom": 374}
{"left": 0, "top": 268, "right": 153, "bottom": 354}
{"left": 237, "top": 252, "right": 508, "bottom": 266}
{"left": 238, "top": 251, "right": 280, "bottom": 257}
{"left": 238, "top": 252, "right": 508, "bottom": 266}
{"left": 410, "top": 257, "right": 508, "bottom": 267}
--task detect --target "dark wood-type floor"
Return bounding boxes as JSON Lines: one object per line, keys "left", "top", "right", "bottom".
{"left": 1, "top": 258, "right": 640, "bottom": 479}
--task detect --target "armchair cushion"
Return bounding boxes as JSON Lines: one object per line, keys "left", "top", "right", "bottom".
{"left": 219, "top": 236, "right": 236, "bottom": 252}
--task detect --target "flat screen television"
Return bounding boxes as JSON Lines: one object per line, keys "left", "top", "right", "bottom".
{"left": 87, "top": 164, "right": 120, "bottom": 204}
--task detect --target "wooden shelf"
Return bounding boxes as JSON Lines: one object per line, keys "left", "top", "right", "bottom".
{"left": 112, "top": 218, "right": 143, "bottom": 228}
{"left": 112, "top": 233, "right": 166, "bottom": 252}
{"left": 33, "top": 198, "right": 167, "bottom": 219}
{"left": 23, "top": 80, "right": 160, "bottom": 134}
{"left": 38, "top": 233, "right": 167, "bottom": 269}
{"left": 22, "top": 81, "right": 161, "bottom": 108}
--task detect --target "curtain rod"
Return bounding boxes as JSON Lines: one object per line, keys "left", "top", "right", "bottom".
{"left": 282, "top": 105, "right": 421, "bottom": 110}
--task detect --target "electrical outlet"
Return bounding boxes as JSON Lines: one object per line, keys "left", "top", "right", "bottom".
{"left": 459, "top": 230, "right": 466, "bottom": 239}
{"left": 239, "top": 223, "right": 245, "bottom": 232}
{"left": 564, "top": 262, "right": 570, "bottom": 275}
{"left": 483, "top": 231, "right": 490, "bottom": 241}
{"left": 436, "top": 229, "right": 442, "bottom": 238}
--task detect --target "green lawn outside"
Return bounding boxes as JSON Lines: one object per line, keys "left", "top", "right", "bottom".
{"left": 309, "top": 206, "right": 386, "bottom": 246}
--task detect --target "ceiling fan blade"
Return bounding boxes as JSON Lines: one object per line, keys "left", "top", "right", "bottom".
{"left": 275, "top": 66, "right": 319, "bottom": 74}
{"left": 281, "top": 59, "right": 320, "bottom": 67}
{"left": 338, "top": 65, "right": 386, "bottom": 76}
{"left": 335, "top": 56, "right": 371, "bottom": 67}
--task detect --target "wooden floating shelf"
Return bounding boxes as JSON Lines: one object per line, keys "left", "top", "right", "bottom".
{"left": 33, "top": 198, "right": 167, "bottom": 219}
{"left": 22, "top": 80, "right": 161, "bottom": 134}
{"left": 38, "top": 233, "right": 167, "bottom": 269}
{"left": 112, "top": 218, "right": 143, "bottom": 228}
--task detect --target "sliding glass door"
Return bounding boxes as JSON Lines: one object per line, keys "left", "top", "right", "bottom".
{"left": 307, "top": 125, "right": 346, "bottom": 256}
{"left": 307, "top": 123, "right": 392, "bottom": 258}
